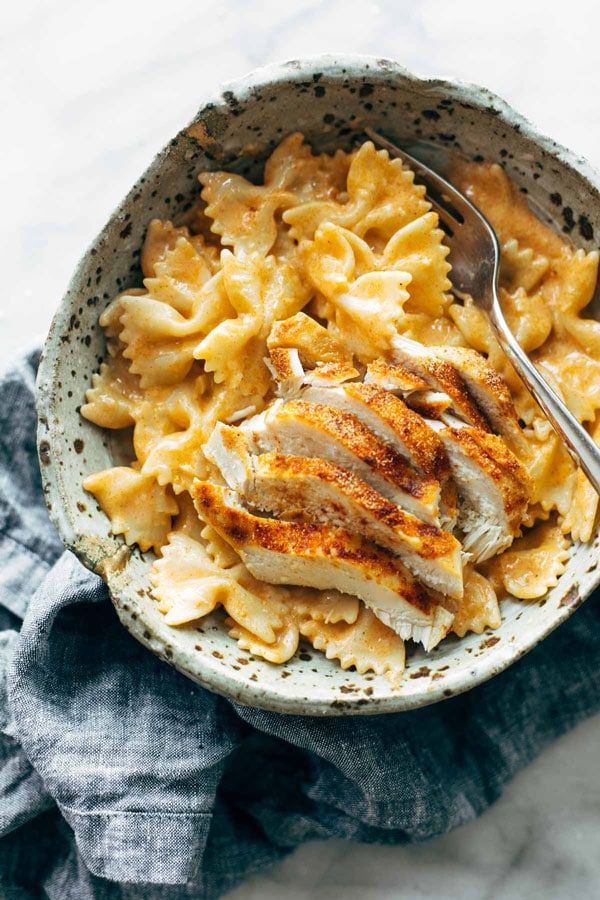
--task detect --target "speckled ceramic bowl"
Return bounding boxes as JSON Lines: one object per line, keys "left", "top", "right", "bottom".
{"left": 36, "top": 55, "right": 600, "bottom": 715}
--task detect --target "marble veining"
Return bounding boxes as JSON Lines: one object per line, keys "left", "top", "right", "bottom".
{"left": 2, "top": 0, "right": 600, "bottom": 896}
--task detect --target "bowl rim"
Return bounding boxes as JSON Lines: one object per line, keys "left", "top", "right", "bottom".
{"left": 36, "top": 53, "right": 600, "bottom": 715}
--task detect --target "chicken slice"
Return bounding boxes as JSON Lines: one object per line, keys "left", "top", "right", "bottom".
{"left": 365, "top": 359, "right": 430, "bottom": 393}
{"left": 432, "top": 345, "right": 526, "bottom": 445}
{"left": 265, "top": 347, "right": 305, "bottom": 399}
{"left": 300, "top": 382, "right": 457, "bottom": 528}
{"left": 301, "top": 382, "right": 450, "bottom": 481}
{"left": 405, "top": 390, "right": 453, "bottom": 419}
{"left": 241, "top": 399, "right": 442, "bottom": 524}
{"left": 365, "top": 358, "right": 454, "bottom": 419}
{"left": 266, "top": 346, "right": 359, "bottom": 400}
{"left": 427, "top": 417, "right": 531, "bottom": 562}
{"left": 192, "top": 481, "right": 455, "bottom": 650}
{"left": 391, "top": 336, "right": 528, "bottom": 454}
{"left": 302, "top": 361, "right": 360, "bottom": 388}
{"left": 390, "top": 335, "right": 492, "bottom": 430}
{"left": 203, "top": 422, "right": 463, "bottom": 598}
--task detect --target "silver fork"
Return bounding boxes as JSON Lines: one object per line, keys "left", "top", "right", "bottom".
{"left": 365, "top": 127, "right": 600, "bottom": 496}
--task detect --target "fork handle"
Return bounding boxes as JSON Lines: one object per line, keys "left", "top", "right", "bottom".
{"left": 490, "top": 301, "right": 600, "bottom": 496}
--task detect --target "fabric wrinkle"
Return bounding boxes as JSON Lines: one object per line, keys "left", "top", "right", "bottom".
{"left": 0, "top": 350, "right": 598, "bottom": 899}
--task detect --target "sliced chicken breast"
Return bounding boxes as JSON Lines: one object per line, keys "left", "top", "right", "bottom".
{"left": 391, "top": 336, "right": 528, "bottom": 455}
{"left": 428, "top": 417, "right": 531, "bottom": 562}
{"left": 390, "top": 335, "right": 492, "bottom": 431}
{"left": 364, "top": 358, "right": 454, "bottom": 419}
{"left": 240, "top": 399, "right": 442, "bottom": 524}
{"left": 302, "top": 362, "right": 360, "bottom": 388}
{"left": 431, "top": 344, "right": 528, "bottom": 454}
{"left": 365, "top": 359, "right": 430, "bottom": 393}
{"left": 192, "top": 480, "right": 455, "bottom": 650}
{"left": 266, "top": 346, "right": 359, "bottom": 399}
{"left": 300, "top": 382, "right": 457, "bottom": 528}
{"left": 265, "top": 347, "right": 305, "bottom": 399}
{"left": 404, "top": 390, "right": 453, "bottom": 419}
{"left": 301, "top": 382, "right": 450, "bottom": 482}
{"left": 203, "top": 422, "right": 463, "bottom": 598}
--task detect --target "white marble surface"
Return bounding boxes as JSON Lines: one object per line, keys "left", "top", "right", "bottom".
{"left": 2, "top": 1, "right": 600, "bottom": 897}
{"left": 228, "top": 714, "right": 600, "bottom": 900}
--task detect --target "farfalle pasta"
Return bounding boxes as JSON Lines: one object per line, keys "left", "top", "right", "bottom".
{"left": 81, "top": 133, "right": 600, "bottom": 685}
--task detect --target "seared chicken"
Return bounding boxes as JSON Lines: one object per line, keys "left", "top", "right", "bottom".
{"left": 405, "top": 390, "right": 454, "bottom": 419}
{"left": 266, "top": 346, "right": 359, "bottom": 400}
{"left": 192, "top": 481, "right": 455, "bottom": 650}
{"left": 391, "top": 336, "right": 528, "bottom": 455}
{"left": 301, "top": 382, "right": 450, "bottom": 481}
{"left": 430, "top": 344, "right": 528, "bottom": 453}
{"left": 365, "top": 359, "right": 430, "bottom": 393}
{"left": 240, "top": 399, "right": 442, "bottom": 524}
{"left": 199, "top": 338, "right": 529, "bottom": 650}
{"left": 364, "top": 359, "right": 455, "bottom": 426}
{"left": 265, "top": 347, "right": 306, "bottom": 399}
{"left": 303, "top": 362, "right": 361, "bottom": 387}
{"left": 428, "top": 417, "right": 531, "bottom": 562}
{"left": 300, "top": 382, "right": 458, "bottom": 527}
{"left": 390, "top": 336, "right": 493, "bottom": 431}
{"left": 203, "top": 422, "right": 463, "bottom": 598}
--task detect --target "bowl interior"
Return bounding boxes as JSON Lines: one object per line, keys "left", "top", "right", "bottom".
{"left": 37, "top": 56, "right": 600, "bottom": 714}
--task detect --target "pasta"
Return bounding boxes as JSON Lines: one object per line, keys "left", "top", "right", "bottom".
{"left": 299, "top": 606, "right": 407, "bottom": 682}
{"left": 81, "top": 134, "right": 600, "bottom": 684}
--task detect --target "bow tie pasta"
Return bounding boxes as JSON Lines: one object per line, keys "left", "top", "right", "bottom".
{"left": 81, "top": 134, "right": 599, "bottom": 685}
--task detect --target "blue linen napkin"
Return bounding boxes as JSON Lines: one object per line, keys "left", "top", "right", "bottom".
{"left": 1, "top": 349, "right": 599, "bottom": 899}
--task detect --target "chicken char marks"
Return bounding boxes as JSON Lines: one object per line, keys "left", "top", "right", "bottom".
{"left": 240, "top": 399, "right": 442, "bottom": 525}
{"left": 192, "top": 481, "right": 455, "bottom": 652}
{"left": 389, "top": 335, "right": 529, "bottom": 455}
{"left": 204, "top": 422, "right": 463, "bottom": 599}
{"left": 428, "top": 417, "right": 531, "bottom": 562}
{"left": 197, "top": 341, "right": 531, "bottom": 653}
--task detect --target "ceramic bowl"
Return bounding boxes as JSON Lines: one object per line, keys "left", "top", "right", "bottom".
{"left": 36, "top": 55, "right": 600, "bottom": 715}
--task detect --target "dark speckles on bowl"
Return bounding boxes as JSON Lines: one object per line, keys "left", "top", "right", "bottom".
{"left": 35, "top": 55, "right": 600, "bottom": 715}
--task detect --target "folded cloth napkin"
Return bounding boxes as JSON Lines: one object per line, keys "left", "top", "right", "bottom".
{"left": 1, "top": 350, "right": 599, "bottom": 899}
